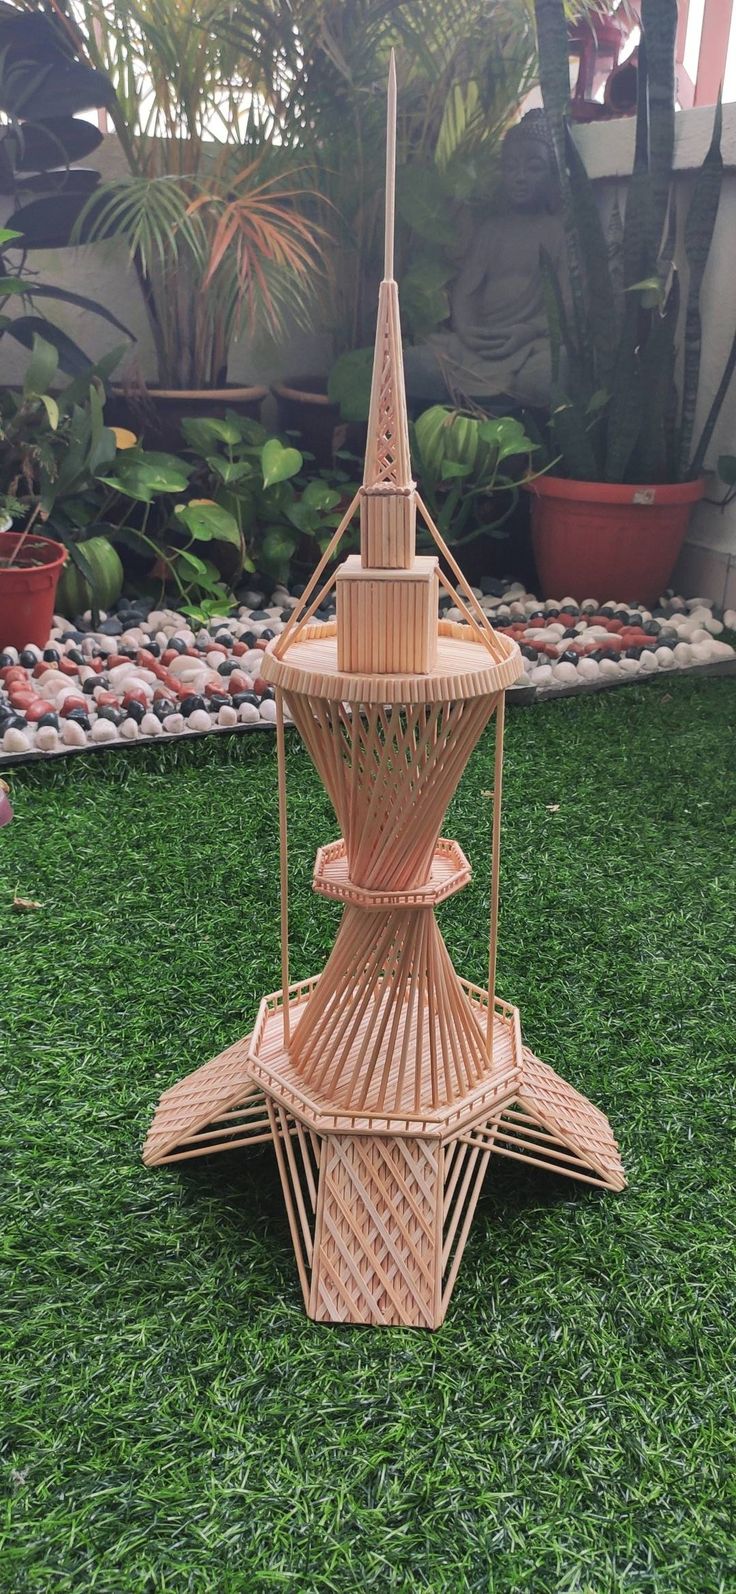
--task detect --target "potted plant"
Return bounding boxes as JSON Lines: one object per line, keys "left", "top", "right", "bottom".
{"left": 260, "top": 0, "right": 541, "bottom": 462}
{"left": 529, "top": 0, "right": 736, "bottom": 603}
{"left": 8, "top": 0, "right": 327, "bottom": 448}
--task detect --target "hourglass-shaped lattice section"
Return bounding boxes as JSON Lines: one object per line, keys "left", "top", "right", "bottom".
{"left": 286, "top": 695, "right": 498, "bottom": 890}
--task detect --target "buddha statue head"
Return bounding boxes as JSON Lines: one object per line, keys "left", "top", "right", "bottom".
{"left": 500, "top": 109, "right": 557, "bottom": 213}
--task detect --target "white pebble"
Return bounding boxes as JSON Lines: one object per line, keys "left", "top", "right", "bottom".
{"left": 188, "top": 709, "right": 212, "bottom": 732}
{"left": 162, "top": 713, "right": 185, "bottom": 735}
{"left": 120, "top": 717, "right": 139, "bottom": 740}
{"left": 580, "top": 599, "right": 598, "bottom": 612}
{"left": 530, "top": 664, "right": 553, "bottom": 687}
{"left": 2, "top": 726, "right": 31, "bottom": 753}
{"left": 108, "top": 662, "right": 137, "bottom": 687}
{"left": 217, "top": 705, "right": 238, "bottom": 727}
{"left": 704, "top": 616, "right": 723, "bottom": 635}
{"left": 91, "top": 718, "right": 118, "bottom": 743}
{"left": 2, "top": 646, "right": 19, "bottom": 664}
{"left": 599, "top": 658, "right": 621, "bottom": 680}
{"left": 673, "top": 642, "right": 692, "bottom": 665}
{"left": 20, "top": 643, "right": 42, "bottom": 661}
{"left": 140, "top": 712, "right": 163, "bottom": 736}
{"left": 240, "top": 650, "right": 265, "bottom": 676}
{"left": 655, "top": 648, "right": 676, "bottom": 670}
{"left": 707, "top": 640, "right": 736, "bottom": 660}
{"left": 638, "top": 651, "right": 658, "bottom": 673}
{"left": 552, "top": 662, "right": 578, "bottom": 685}
{"left": 577, "top": 657, "right": 600, "bottom": 681}
{"left": 35, "top": 725, "right": 59, "bottom": 752}
{"left": 61, "top": 718, "right": 87, "bottom": 746}
{"left": 617, "top": 657, "right": 640, "bottom": 676}
{"left": 724, "top": 609, "right": 736, "bottom": 630}
{"left": 237, "top": 702, "right": 260, "bottom": 725}
{"left": 259, "top": 699, "right": 278, "bottom": 723}
{"left": 206, "top": 650, "right": 227, "bottom": 669}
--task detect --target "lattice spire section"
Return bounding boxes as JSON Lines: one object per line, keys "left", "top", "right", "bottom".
{"left": 363, "top": 281, "right": 413, "bottom": 494}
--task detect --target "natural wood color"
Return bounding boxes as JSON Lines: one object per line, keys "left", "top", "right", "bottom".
{"left": 336, "top": 556, "right": 438, "bottom": 674}
{"left": 486, "top": 693, "right": 505, "bottom": 1058}
{"left": 143, "top": 57, "right": 625, "bottom": 1328}
{"left": 276, "top": 687, "right": 291, "bottom": 1046}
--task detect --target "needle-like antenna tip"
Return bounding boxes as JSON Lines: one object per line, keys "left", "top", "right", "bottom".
{"left": 384, "top": 52, "right": 397, "bottom": 280}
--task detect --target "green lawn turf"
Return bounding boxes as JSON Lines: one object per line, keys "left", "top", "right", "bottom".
{"left": 2, "top": 677, "right": 735, "bottom": 1594}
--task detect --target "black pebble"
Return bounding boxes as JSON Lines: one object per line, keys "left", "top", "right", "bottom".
{"left": 195, "top": 638, "right": 210, "bottom": 653}
{"left": 625, "top": 645, "right": 643, "bottom": 660}
{"left": 249, "top": 609, "right": 268, "bottom": 620}
{"left": 232, "top": 691, "right": 260, "bottom": 708}
{"left": 206, "top": 691, "right": 230, "bottom": 709}
{"left": 642, "top": 620, "right": 660, "bottom": 636}
{"left": 528, "top": 610, "right": 544, "bottom": 620}
{"left": 599, "top": 605, "right": 615, "bottom": 617}
{"left": 545, "top": 607, "right": 560, "bottom": 618}
{"left": 280, "top": 609, "right": 293, "bottom": 622}
{"left": 658, "top": 636, "right": 677, "bottom": 650}
{"left": 261, "top": 627, "right": 276, "bottom": 640}
{"left": 97, "top": 706, "right": 126, "bottom": 727}
{"left": 82, "top": 678, "right": 99, "bottom": 695}
{"left": 290, "top": 582, "right": 306, "bottom": 597}
{"left": 180, "top": 694, "right": 206, "bottom": 717}
{"left": 480, "top": 576, "right": 504, "bottom": 596}
{"left": 259, "top": 685, "right": 275, "bottom": 701}
{"left": 560, "top": 604, "right": 579, "bottom": 617}
{"left": 0, "top": 651, "right": 15, "bottom": 667}
{"left": 561, "top": 649, "right": 579, "bottom": 664}
{"left": 153, "top": 700, "right": 176, "bottom": 721}
{"left": 521, "top": 647, "right": 538, "bottom": 662}
{"left": 42, "top": 648, "right": 60, "bottom": 664}
{"left": 19, "top": 648, "right": 37, "bottom": 668}
{"left": 124, "top": 700, "right": 145, "bottom": 725}
{"left": 62, "top": 630, "right": 86, "bottom": 643}
{"left": 118, "top": 646, "right": 138, "bottom": 660}
{"left": 562, "top": 627, "right": 577, "bottom": 639}
{"left": 66, "top": 647, "right": 85, "bottom": 666}
{"left": 99, "top": 617, "right": 123, "bottom": 636}
{"left": 218, "top": 659, "right": 238, "bottom": 676}
{"left": 7, "top": 713, "right": 27, "bottom": 729}
{"left": 167, "top": 637, "right": 187, "bottom": 654}
{"left": 66, "top": 708, "right": 90, "bottom": 730}
{"left": 145, "top": 640, "right": 161, "bottom": 658}
{"left": 241, "top": 631, "right": 256, "bottom": 647}
{"left": 213, "top": 632, "right": 233, "bottom": 647}
{"left": 37, "top": 712, "right": 59, "bottom": 729}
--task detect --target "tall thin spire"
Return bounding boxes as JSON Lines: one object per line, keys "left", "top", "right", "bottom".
{"left": 360, "top": 50, "right": 414, "bottom": 545}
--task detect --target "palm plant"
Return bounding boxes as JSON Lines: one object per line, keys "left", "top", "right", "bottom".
{"left": 8, "top": 0, "right": 328, "bottom": 389}
{"left": 534, "top": 0, "right": 736, "bottom": 483}
{"left": 220, "top": 0, "right": 546, "bottom": 355}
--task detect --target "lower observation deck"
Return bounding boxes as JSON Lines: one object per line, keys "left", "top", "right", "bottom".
{"left": 246, "top": 975, "right": 523, "bottom": 1141}
{"left": 260, "top": 620, "right": 523, "bottom": 704}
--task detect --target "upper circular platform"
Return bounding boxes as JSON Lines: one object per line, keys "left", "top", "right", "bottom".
{"left": 261, "top": 620, "right": 523, "bottom": 704}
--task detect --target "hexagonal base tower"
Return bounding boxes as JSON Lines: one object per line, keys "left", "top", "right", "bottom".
{"left": 143, "top": 57, "right": 625, "bottom": 1328}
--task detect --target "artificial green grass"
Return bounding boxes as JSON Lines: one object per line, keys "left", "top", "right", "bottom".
{"left": 2, "top": 677, "right": 735, "bottom": 1594}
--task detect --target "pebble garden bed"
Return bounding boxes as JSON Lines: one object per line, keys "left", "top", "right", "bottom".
{"left": 1, "top": 578, "right": 734, "bottom": 764}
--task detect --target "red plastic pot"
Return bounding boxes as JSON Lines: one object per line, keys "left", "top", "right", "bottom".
{"left": 528, "top": 475, "right": 704, "bottom": 604}
{"left": 0, "top": 531, "right": 67, "bottom": 650}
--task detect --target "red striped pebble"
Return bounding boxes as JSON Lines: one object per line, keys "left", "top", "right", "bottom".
{"left": 26, "top": 700, "right": 52, "bottom": 722}
{"left": 95, "top": 690, "right": 119, "bottom": 706}
{"left": 161, "top": 649, "right": 179, "bottom": 666}
{"left": 59, "top": 657, "right": 79, "bottom": 675}
{"left": 60, "top": 695, "right": 87, "bottom": 715}
{"left": 253, "top": 676, "right": 270, "bottom": 694}
{"left": 123, "top": 687, "right": 147, "bottom": 707}
{"left": 227, "top": 671, "right": 252, "bottom": 694}
{"left": 9, "top": 690, "right": 35, "bottom": 709}
{"left": 231, "top": 640, "right": 248, "bottom": 656}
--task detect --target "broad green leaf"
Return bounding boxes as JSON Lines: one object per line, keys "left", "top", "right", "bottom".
{"left": 301, "top": 479, "right": 341, "bottom": 513}
{"left": 40, "top": 394, "right": 59, "bottom": 430}
{"left": 176, "top": 548, "right": 209, "bottom": 576}
{"left": 206, "top": 456, "right": 255, "bottom": 485}
{"left": 440, "top": 459, "right": 472, "bottom": 480}
{"left": 24, "top": 333, "right": 59, "bottom": 398}
{"left": 0, "top": 228, "right": 22, "bottom": 245}
{"left": 181, "top": 415, "right": 242, "bottom": 450}
{"left": 261, "top": 439, "right": 303, "bottom": 489}
{"left": 328, "top": 347, "right": 373, "bottom": 423}
{"left": 175, "top": 500, "right": 241, "bottom": 546}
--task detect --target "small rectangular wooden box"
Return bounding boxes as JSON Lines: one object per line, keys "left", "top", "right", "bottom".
{"left": 336, "top": 555, "right": 438, "bottom": 674}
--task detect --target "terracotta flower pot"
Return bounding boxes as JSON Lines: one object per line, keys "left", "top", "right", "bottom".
{"left": 0, "top": 531, "right": 67, "bottom": 650}
{"left": 528, "top": 474, "right": 704, "bottom": 603}
{"left": 105, "top": 384, "right": 268, "bottom": 453}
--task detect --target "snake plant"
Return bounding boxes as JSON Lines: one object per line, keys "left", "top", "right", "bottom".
{"left": 534, "top": 0, "right": 736, "bottom": 484}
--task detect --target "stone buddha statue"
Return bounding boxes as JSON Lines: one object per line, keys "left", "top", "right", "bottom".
{"left": 404, "top": 110, "right": 565, "bottom": 411}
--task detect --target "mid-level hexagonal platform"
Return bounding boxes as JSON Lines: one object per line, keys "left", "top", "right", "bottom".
{"left": 312, "top": 837, "right": 471, "bottom": 909}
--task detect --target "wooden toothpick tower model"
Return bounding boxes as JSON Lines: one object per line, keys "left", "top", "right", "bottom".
{"left": 144, "top": 58, "right": 625, "bottom": 1329}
